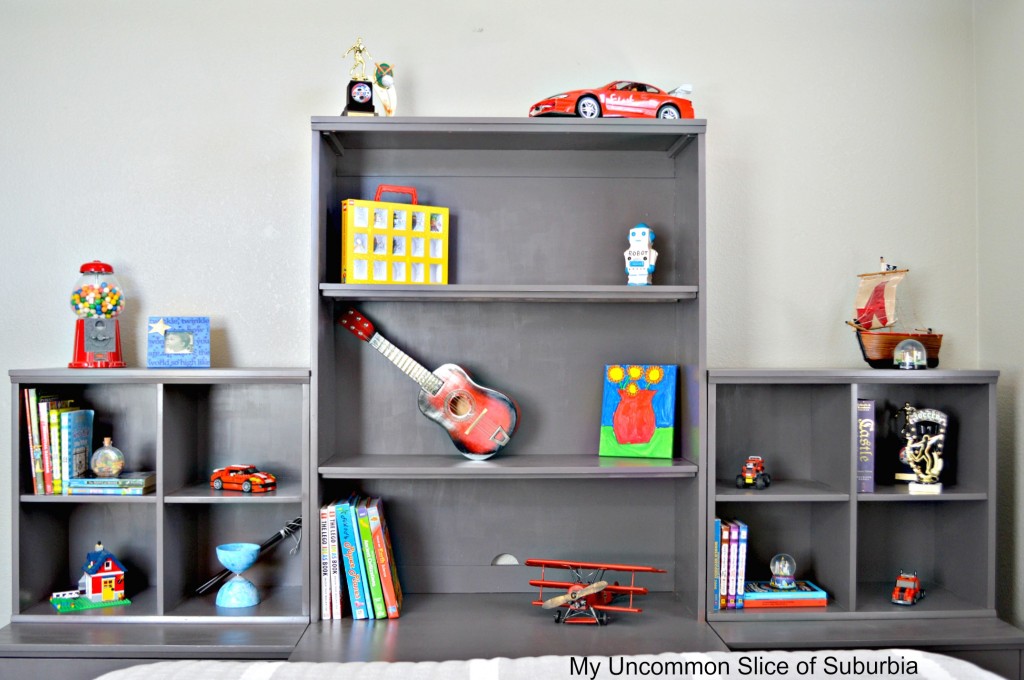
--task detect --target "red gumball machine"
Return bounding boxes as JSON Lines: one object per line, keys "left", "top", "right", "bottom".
{"left": 69, "top": 260, "right": 126, "bottom": 368}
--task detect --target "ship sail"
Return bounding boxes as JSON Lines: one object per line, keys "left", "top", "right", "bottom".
{"left": 852, "top": 269, "right": 906, "bottom": 331}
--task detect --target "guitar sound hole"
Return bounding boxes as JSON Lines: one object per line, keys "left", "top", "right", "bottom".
{"left": 447, "top": 392, "right": 473, "bottom": 417}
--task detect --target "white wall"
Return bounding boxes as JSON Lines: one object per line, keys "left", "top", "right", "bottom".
{"left": 976, "top": 0, "right": 1024, "bottom": 627}
{"left": 0, "top": 0, "right": 991, "bottom": 627}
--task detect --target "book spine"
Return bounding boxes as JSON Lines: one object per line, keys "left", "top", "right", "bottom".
{"left": 337, "top": 498, "right": 369, "bottom": 619}
{"left": 61, "top": 411, "right": 72, "bottom": 495}
{"left": 357, "top": 499, "right": 386, "bottom": 618}
{"left": 367, "top": 498, "right": 400, "bottom": 618}
{"left": 719, "top": 521, "right": 730, "bottom": 610}
{"left": 346, "top": 498, "right": 375, "bottom": 618}
{"left": 857, "top": 399, "right": 876, "bottom": 493}
{"left": 712, "top": 518, "right": 721, "bottom": 611}
{"left": 327, "top": 503, "right": 343, "bottom": 620}
{"left": 319, "top": 504, "right": 332, "bottom": 620}
{"left": 66, "top": 486, "right": 151, "bottom": 496}
{"left": 735, "top": 520, "right": 748, "bottom": 609}
{"left": 24, "top": 389, "right": 44, "bottom": 495}
{"left": 743, "top": 598, "right": 828, "bottom": 608}
{"left": 38, "top": 401, "right": 53, "bottom": 494}
{"left": 727, "top": 520, "right": 739, "bottom": 609}
{"left": 50, "top": 409, "right": 64, "bottom": 495}
{"left": 66, "top": 479, "right": 153, "bottom": 488}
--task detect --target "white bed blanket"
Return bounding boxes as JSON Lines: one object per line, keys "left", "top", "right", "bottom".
{"left": 94, "top": 649, "right": 1001, "bottom": 679}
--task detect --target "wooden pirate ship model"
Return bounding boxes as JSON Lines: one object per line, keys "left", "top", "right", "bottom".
{"left": 846, "top": 258, "right": 942, "bottom": 368}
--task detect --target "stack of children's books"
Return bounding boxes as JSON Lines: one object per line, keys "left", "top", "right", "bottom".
{"left": 320, "top": 494, "right": 403, "bottom": 620}
{"left": 713, "top": 517, "right": 828, "bottom": 609}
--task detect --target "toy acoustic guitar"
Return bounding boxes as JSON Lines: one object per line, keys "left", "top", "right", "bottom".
{"left": 339, "top": 309, "right": 520, "bottom": 461}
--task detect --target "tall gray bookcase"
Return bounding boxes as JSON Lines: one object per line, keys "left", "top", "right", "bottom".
{"left": 298, "top": 116, "right": 720, "bottom": 661}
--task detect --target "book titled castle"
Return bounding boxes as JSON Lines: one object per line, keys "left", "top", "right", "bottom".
{"left": 857, "top": 399, "right": 876, "bottom": 493}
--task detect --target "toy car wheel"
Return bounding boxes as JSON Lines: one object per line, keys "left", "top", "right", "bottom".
{"left": 657, "top": 104, "right": 680, "bottom": 119}
{"left": 576, "top": 96, "right": 601, "bottom": 118}
{"left": 763, "top": 473, "right": 772, "bottom": 487}
{"left": 242, "top": 480, "right": 252, "bottom": 493}
{"left": 213, "top": 479, "right": 223, "bottom": 490}
{"left": 736, "top": 475, "right": 745, "bottom": 489}
{"left": 755, "top": 475, "right": 767, "bottom": 490}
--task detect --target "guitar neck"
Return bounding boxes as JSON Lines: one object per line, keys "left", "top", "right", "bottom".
{"left": 369, "top": 334, "right": 443, "bottom": 395}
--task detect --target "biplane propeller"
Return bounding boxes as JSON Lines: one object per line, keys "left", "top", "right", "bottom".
{"left": 526, "top": 558, "right": 665, "bottom": 625}
{"left": 541, "top": 580, "right": 608, "bottom": 609}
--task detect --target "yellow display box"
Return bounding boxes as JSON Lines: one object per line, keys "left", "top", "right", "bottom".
{"left": 341, "top": 185, "right": 449, "bottom": 285}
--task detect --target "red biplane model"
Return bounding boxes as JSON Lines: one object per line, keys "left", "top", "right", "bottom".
{"left": 525, "top": 558, "right": 666, "bottom": 625}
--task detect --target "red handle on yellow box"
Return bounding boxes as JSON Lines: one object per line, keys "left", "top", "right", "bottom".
{"left": 374, "top": 184, "right": 418, "bottom": 204}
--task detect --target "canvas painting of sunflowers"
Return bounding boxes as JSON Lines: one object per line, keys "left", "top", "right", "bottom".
{"left": 599, "top": 364, "right": 677, "bottom": 458}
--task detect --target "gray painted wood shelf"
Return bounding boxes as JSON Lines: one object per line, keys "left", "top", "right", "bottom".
{"left": 321, "top": 283, "right": 698, "bottom": 302}
{"left": 319, "top": 453, "right": 698, "bottom": 479}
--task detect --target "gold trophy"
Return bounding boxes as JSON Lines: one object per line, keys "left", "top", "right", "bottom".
{"left": 342, "top": 37, "right": 376, "bottom": 116}
{"left": 896, "top": 402, "right": 947, "bottom": 494}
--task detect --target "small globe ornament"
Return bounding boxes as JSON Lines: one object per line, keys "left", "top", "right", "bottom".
{"left": 90, "top": 437, "right": 125, "bottom": 478}
{"left": 769, "top": 553, "right": 797, "bottom": 590}
{"left": 894, "top": 338, "right": 927, "bottom": 370}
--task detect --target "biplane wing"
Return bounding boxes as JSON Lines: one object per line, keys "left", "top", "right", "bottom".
{"left": 524, "top": 558, "right": 667, "bottom": 574}
{"left": 525, "top": 557, "right": 666, "bottom": 624}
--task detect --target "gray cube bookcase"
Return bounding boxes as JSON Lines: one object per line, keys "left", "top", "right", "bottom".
{"left": 708, "top": 369, "right": 1024, "bottom": 679}
{"left": 1, "top": 368, "right": 310, "bottom": 673}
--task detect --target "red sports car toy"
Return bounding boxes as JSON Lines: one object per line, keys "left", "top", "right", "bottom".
{"left": 210, "top": 465, "right": 277, "bottom": 493}
{"left": 529, "top": 81, "right": 694, "bottom": 120}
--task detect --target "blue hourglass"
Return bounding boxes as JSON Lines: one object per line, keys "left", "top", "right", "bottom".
{"left": 215, "top": 543, "right": 261, "bottom": 608}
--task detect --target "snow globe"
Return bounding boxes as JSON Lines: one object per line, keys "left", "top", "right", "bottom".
{"left": 893, "top": 338, "right": 927, "bottom": 370}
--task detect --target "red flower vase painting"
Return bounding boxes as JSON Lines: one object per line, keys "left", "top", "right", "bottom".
{"left": 599, "top": 364, "right": 677, "bottom": 459}
{"left": 612, "top": 388, "right": 657, "bottom": 444}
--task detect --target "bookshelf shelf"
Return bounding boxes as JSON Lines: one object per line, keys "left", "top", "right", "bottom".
{"left": 319, "top": 453, "right": 698, "bottom": 479}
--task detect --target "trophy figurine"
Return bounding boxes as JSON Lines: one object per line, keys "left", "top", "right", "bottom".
{"left": 896, "top": 402, "right": 947, "bottom": 495}
{"left": 342, "top": 37, "right": 377, "bottom": 116}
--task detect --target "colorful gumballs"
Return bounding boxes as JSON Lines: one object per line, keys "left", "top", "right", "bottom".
{"left": 70, "top": 262, "right": 125, "bottom": 319}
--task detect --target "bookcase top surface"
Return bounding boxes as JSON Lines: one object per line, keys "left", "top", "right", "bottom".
{"left": 312, "top": 116, "right": 706, "bottom": 153}
{"left": 709, "top": 368, "right": 998, "bottom": 384}
{"left": 10, "top": 367, "right": 310, "bottom": 384}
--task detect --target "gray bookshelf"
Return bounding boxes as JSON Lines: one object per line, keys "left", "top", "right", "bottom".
{"left": 6, "top": 118, "right": 1024, "bottom": 678}
{"left": 309, "top": 117, "right": 709, "bottom": 656}
{"left": 3, "top": 368, "right": 310, "bottom": 670}
{"left": 707, "top": 369, "right": 1024, "bottom": 677}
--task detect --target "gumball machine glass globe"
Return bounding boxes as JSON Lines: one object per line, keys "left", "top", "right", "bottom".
{"left": 91, "top": 437, "right": 125, "bottom": 478}
{"left": 70, "top": 261, "right": 125, "bottom": 319}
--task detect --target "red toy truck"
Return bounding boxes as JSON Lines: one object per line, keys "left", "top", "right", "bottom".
{"left": 736, "top": 455, "right": 771, "bottom": 490}
{"left": 891, "top": 571, "right": 925, "bottom": 605}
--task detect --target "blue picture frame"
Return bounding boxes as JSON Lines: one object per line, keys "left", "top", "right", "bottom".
{"left": 147, "top": 317, "right": 211, "bottom": 368}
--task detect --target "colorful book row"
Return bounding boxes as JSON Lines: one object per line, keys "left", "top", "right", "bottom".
{"left": 320, "top": 495, "right": 403, "bottom": 620}
{"left": 713, "top": 517, "right": 829, "bottom": 610}
{"left": 21, "top": 388, "right": 94, "bottom": 495}
{"left": 713, "top": 518, "right": 748, "bottom": 609}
